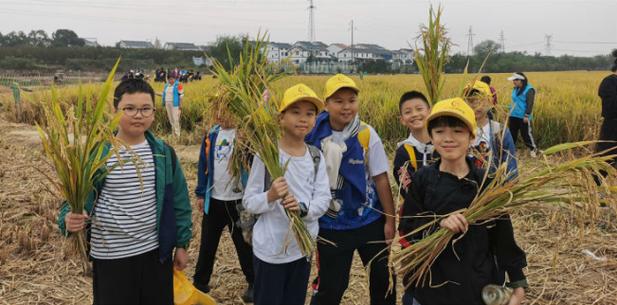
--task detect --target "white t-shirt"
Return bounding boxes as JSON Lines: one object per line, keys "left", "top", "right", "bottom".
{"left": 473, "top": 121, "right": 501, "bottom": 148}
{"left": 164, "top": 86, "right": 174, "bottom": 104}
{"left": 212, "top": 128, "right": 244, "bottom": 201}
{"left": 242, "top": 146, "right": 331, "bottom": 264}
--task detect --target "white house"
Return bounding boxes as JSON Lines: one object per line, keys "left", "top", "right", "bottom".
{"left": 327, "top": 43, "right": 348, "bottom": 58}
{"left": 338, "top": 43, "right": 391, "bottom": 62}
{"left": 392, "top": 48, "right": 415, "bottom": 64}
{"left": 117, "top": 40, "right": 154, "bottom": 49}
{"left": 266, "top": 42, "right": 293, "bottom": 63}
{"left": 164, "top": 42, "right": 201, "bottom": 51}
{"left": 290, "top": 41, "right": 332, "bottom": 64}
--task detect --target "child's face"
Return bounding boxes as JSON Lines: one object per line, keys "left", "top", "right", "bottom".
{"left": 325, "top": 88, "right": 359, "bottom": 128}
{"left": 280, "top": 100, "right": 317, "bottom": 139}
{"left": 400, "top": 98, "right": 430, "bottom": 132}
{"left": 465, "top": 96, "right": 490, "bottom": 122}
{"left": 431, "top": 125, "right": 472, "bottom": 162}
{"left": 115, "top": 93, "right": 155, "bottom": 138}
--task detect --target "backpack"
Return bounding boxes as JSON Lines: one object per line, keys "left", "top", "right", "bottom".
{"left": 235, "top": 144, "right": 322, "bottom": 244}
{"left": 402, "top": 143, "right": 418, "bottom": 172}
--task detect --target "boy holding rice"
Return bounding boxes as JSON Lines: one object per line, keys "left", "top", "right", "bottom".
{"left": 306, "top": 74, "right": 396, "bottom": 305}
{"left": 193, "top": 98, "right": 254, "bottom": 301}
{"left": 58, "top": 79, "right": 192, "bottom": 305}
{"left": 242, "top": 84, "right": 331, "bottom": 305}
{"left": 399, "top": 98, "right": 527, "bottom": 305}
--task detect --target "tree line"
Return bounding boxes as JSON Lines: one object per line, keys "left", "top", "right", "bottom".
{"left": 0, "top": 30, "right": 614, "bottom": 73}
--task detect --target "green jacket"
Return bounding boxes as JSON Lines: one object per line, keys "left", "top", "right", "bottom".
{"left": 57, "top": 130, "right": 192, "bottom": 262}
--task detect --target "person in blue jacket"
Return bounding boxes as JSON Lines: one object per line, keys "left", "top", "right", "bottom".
{"left": 465, "top": 80, "right": 518, "bottom": 179}
{"left": 507, "top": 72, "right": 539, "bottom": 158}
{"left": 193, "top": 104, "right": 254, "bottom": 302}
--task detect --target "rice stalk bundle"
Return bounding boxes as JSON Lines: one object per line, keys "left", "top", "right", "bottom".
{"left": 35, "top": 59, "right": 122, "bottom": 268}
{"left": 414, "top": 5, "right": 451, "bottom": 105}
{"left": 392, "top": 141, "right": 616, "bottom": 289}
{"left": 210, "top": 33, "right": 316, "bottom": 257}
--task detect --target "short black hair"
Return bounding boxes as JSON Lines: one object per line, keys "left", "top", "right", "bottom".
{"left": 427, "top": 116, "right": 471, "bottom": 136}
{"left": 113, "top": 79, "right": 156, "bottom": 109}
{"left": 480, "top": 75, "right": 491, "bottom": 85}
{"left": 399, "top": 90, "right": 429, "bottom": 112}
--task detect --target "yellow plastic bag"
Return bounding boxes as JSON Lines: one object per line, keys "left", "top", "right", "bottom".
{"left": 173, "top": 268, "right": 217, "bottom": 305}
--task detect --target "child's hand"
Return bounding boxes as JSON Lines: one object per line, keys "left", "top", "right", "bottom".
{"left": 65, "top": 211, "right": 89, "bottom": 233}
{"left": 439, "top": 213, "right": 468, "bottom": 233}
{"left": 267, "top": 177, "right": 288, "bottom": 202}
{"left": 507, "top": 287, "right": 525, "bottom": 305}
{"left": 281, "top": 194, "right": 300, "bottom": 212}
{"left": 196, "top": 197, "right": 205, "bottom": 214}
{"left": 398, "top": 168, "right": 412, "bottom": 190}
{"left": 174, "top": 248, "right": 189, "bottom": 270}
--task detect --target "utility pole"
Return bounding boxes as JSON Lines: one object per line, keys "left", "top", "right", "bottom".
{"left": 349, "top": 20, "right": 356, "bottom": 64}
{"left": 499, "top": 30, "right": 506, "bottom": 53}
{"left": 466, "top": 26, "right": 475, "bottom": 56}
{"left": 308, "top": 0, "right": 316, "bottom": 41}
{"left": 545, "top": 34, "right": 553, "bottom": 55}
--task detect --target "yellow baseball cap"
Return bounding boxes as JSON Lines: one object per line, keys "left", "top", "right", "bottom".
{"left": 464, "top": 80, "right": 492, "bottom": 98}
{"left": 324, "top": 74, "right": 359, "bottom": 100}
{"left": 426, "top": 97, "right": 477, "bottom": 137}
{"left": 279, "top": 83, "right": 324, "bottom": 113}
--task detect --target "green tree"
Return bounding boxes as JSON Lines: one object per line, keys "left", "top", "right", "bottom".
{"left": 473, "top": 40, "right": 502, "bottom": 56}
{"left": 52, "top": 29, "right": 85, "bottom": 47}
{"left": 205, "top": 35, "right": 245, "bottom": 71}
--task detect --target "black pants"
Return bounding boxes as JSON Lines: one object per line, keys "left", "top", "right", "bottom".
{"left": 594, "top": 118, "right": 617, "bottom": 185}
{"left": 193, "top": 198, "right": 254, "bottom": 288}
{"left": 92, "top": 249, "right": 172, "bottom": 305}
{"left": 253, "top": 255, "right": 311, "bottom": 305}
{"left": 508, "top": 117, "right": 537, "bottom": 151}
{"left": 311, "top": 218, "right": 396, "bottom": 305}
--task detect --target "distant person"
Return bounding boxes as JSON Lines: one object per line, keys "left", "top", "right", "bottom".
{"left": 507, "top": 72, "right": 539, "bottom": 158}
{"left": 480, "top": 75, "right": 498, "bottom": 105}
{"left": 595, "top": 49, "right": 617, "bottom": 185}
{"left": 162, "top": 76, "right": 184, "bottom": 138}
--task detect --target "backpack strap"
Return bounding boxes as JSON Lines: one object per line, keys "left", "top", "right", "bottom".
{"left": 263, "top": 145, "right": 322, "bottom": 192}
{"left": 403, "top": 143, "right": 418, "bottom": 171}
{"left": 357, "top": 122, "right": 371, "bottom": 153}
{"left": 307, "top": 144, "right": 321, "bottom": 183}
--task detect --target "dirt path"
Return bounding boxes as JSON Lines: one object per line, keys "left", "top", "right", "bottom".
{"left": 1, "top": 115, "right": 616, "bottom": 305}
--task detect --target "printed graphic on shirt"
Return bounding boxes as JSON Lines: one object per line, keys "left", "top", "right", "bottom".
{"left": 215, "top": 138, "right": 232, "bottom": 162}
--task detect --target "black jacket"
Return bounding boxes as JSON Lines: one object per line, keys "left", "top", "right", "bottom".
{"left": 599, "top": 74, "right": 617, "bottom": 120}
{"left": 399, "top": 158, "right": 527, "bottom": 305}
{"left": 393, "top": 144, "right": 439, "bottom": 198}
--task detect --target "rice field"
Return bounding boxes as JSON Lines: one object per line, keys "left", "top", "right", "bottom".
{"left": 0, "top": 71, "right": 615, "bottom": 305}
{"left": 0, "top": 71, "right": 606, "bottom": 148}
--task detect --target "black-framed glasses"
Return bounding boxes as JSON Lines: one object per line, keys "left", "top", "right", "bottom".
{"left": 121, "top": 106, "right": 155, "bottom": 117}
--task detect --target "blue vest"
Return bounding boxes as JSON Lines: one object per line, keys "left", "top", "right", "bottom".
{"left": 162, "top": 81, "right": 181, "bottom": 107}
{"left": 509, "top": 84, "right": 534, "bottom": 119}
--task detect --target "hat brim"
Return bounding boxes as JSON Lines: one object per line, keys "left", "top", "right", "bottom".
{"left": 507, "top": 76, "right": 525, "bottom": 81}
{"left": 426, "top": 110, "right": 477, "bottom": 137}
{"left": 280, "top": 96, "right": 324, "bottom": 113}
{"left": 325, "top": 85, "right": 360, "bottom": 100}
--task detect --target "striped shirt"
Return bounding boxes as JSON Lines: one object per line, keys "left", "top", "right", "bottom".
{"left": 90, "top": 141, "right": 159, "bottom": 260}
